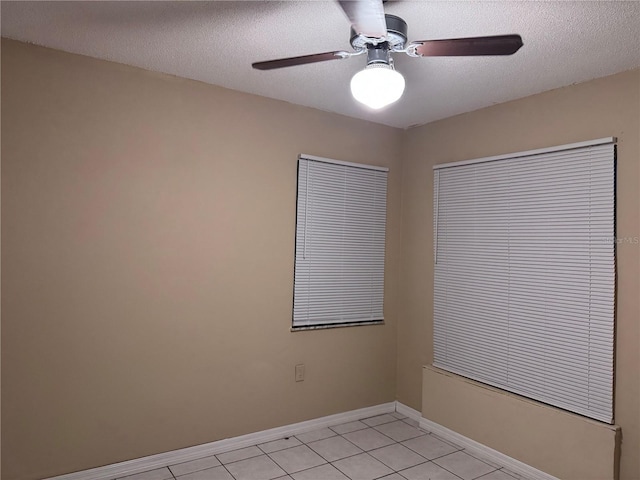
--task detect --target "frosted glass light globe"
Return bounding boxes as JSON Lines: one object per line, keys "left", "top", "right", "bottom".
{"left": 350, "top": 64, "right": 405, "bottom": 110}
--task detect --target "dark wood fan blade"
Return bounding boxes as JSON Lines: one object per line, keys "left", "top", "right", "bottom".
{"left": 252, "top": 51, "right": 349, "bottom": 70}
{"left": 337, "top": 0, "right": 387, "bottom": 38}
{"left": 411, "top": 34, "right": 523, "bottom": 56}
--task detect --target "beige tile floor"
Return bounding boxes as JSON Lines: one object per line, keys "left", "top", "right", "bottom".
{"left": 116, "top": 412, "right": 531, "bottom": 480}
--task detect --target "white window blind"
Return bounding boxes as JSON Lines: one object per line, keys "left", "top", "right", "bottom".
{"left": 433, "top": 139, "right": 616, "bottom": 423}
{"left": 293, "top": 155, "right": 388, "bottom": 329}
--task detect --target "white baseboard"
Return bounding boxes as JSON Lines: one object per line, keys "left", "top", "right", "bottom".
{"left": 394, "top": 401, "right": 422, "bottom": 422}
{"left": 46, "top": 402, "right": 396, "bottom": 480}
{"left": 417, "top": 414, "right": 560, "bottom": 480}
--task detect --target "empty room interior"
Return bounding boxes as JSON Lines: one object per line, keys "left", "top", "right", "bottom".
{"left": 1, "top": 2, "right": 639, "bottom": 480}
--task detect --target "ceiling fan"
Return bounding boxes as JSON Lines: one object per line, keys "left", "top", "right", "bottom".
{"left": 252, "top": 0, "right": 523, "bottom": 109}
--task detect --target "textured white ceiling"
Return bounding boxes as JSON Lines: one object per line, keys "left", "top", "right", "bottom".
{"left": 2, "top": 1, "right": 639, "bottom": 129}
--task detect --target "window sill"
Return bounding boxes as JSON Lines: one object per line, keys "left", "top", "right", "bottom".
{"left": 291, "top": 320, "right": 384, "bottom": 331}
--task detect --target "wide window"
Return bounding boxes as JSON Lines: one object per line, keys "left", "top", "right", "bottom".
{"left": 292, "top": 155, "right": 388, "bottom": 330}
{"left": 433, "top": 138, "right": 616, "bottom": 423}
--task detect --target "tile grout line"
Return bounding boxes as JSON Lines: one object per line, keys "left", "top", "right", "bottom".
{"left": 265, "top": 446, "right": 319, "bottom": 477}
{"left": 368, "top": 453, "right": 431, "bottom": 473}
{"left": 218, "top": 458, "right": 236, "bottom": 480}
{"left": 431, "top": 453, "right": 497, "bottom": 480}
{"left": 216, "top": 447, "right": 266, "bottom": 468}
{"left": 289, "top": 439, "right": 347, "bottom": 466}
{"left": 370, "top": 420, "right": 428, "bottom": 444}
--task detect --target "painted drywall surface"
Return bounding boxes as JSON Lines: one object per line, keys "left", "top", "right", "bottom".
{"left": 0, "top": 39, "right": 403, "bottom": 480}
{"left": 1, "top": 34, "right": 3, "bottom": 480}
{"left": 399, "top": 69, "right": 640, "bottom": 480}
{"left": 423, "top": 367, "right": 620, "bottom": 480}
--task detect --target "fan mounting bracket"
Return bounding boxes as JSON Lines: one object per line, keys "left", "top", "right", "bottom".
{"left": 350, "top": 14, "right": 407, "bottom": 51}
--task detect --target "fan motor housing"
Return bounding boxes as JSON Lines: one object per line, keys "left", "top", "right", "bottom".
{"left": 350, "top": 14, "right": 408, "bottom": 50}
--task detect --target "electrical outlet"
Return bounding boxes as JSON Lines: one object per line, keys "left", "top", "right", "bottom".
{"left": 295, "top": 364, "right": 305, "bottom": 382}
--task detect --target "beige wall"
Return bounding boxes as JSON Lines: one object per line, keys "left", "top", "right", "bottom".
{"left": 1, "top": 33, "right": 3, "bottom": 480}
{"left": 0, "top": 40, "right": 402, "bottom": 480}
{"left": 422, "top": 367, "right": 620, "bottom": 480}
{"left": 399, "top": 69, "right": 640, "bottom": 480}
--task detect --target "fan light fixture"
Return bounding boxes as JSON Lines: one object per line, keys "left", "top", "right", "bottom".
{"left": 350, "top": 63, "right": 405, "bottom": 109}
{"left": 252, "top": 3, "right": 523, "bottom": 112}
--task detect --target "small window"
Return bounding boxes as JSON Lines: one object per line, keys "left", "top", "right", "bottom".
{"left": 292, "top": 154, "right": 388, "bottom": 330}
